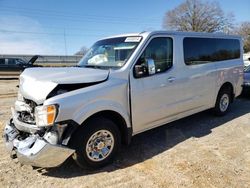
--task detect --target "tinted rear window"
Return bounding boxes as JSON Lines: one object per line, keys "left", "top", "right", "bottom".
{"left": 184, "top": 37, "right": 240, "bottom": 65}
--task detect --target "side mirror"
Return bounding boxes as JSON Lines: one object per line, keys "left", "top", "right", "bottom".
{"left": 146, "top": 59, "right": 156, "bottom": 75}
{"left": 248, "top": 57, "right": 250, "bottom": 61}
{"left": 134, "top": 58, "right": 156, "bottom": 78}
{"left": 134, "top": 64, "right": 147, "bottom": 78}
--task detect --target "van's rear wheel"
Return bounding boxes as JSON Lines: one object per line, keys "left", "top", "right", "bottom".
{"left": 69, "top": 117, "right": 121, "bottom": 169}
{"left": 213, "top": 88, "right": 232, "bottom": 116}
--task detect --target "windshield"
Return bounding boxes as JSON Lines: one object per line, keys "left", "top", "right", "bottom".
{"left": 16, "top": 59, "right": 27, "bottom": 65}
{"left": 78, "top": 36, "right": 142, "bottom": 69}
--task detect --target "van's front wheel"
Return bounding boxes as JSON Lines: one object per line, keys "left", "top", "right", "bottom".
{"left": 69, "top": 117, "right": 121, "bottom": 169}
{"left": 213, "top": 88, "right": 232, "bottom": 116}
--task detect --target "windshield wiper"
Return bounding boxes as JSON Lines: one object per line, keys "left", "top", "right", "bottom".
{"left": 82, "top": 64, "right": 118, "bottom": 70}
{"left": 84, "top": 65, "right": 103, "bottom": 69}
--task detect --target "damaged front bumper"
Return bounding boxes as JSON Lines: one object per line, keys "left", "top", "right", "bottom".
{"left": 3, "top": 121, "right": 75, "bottom": 168}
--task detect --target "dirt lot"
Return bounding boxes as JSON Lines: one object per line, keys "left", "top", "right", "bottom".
{"left": 0, "top": 79, "right": 250, "bottom": 188}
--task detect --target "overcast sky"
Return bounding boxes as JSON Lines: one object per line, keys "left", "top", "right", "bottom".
{"left": 0, "top": 0, "right": 249, "bottom": 55}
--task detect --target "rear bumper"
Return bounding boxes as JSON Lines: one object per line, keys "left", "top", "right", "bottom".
{"left": 3, "top": 121, "right": 75, "bottom": 168}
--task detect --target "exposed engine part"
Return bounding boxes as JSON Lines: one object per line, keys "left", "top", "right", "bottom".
{"left": 56, "top": 89, "right": 68, "bottom": 95}
{"left": 18, "top": 111, "right": 35, "bottom": 124}
{"left": 23, "top": 99, "right": 37, "bottom": 113}
{"left": 46, "top": 80, "right": 107, "bottom": 99}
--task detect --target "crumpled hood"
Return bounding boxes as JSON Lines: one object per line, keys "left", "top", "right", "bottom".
{"left": 19, "top": 67, "right": 109, "bottom": 104}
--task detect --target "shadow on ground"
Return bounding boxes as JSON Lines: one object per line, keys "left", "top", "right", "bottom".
{"left": 42, "top": 97, "right": 250, "bottom": 178}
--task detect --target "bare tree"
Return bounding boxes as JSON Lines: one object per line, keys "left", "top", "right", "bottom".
{"left": 163, "top": 0, "right": 234, "bottom": 33}
{"left": 75, "top": 46, "right": 88, "bottom": 56}
{"left": 235, "top": 22, "right": 250, "bottom": 52}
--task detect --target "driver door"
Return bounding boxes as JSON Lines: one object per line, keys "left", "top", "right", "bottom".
{"left": 130, "top": 36, "right": 183, "bottom": 133}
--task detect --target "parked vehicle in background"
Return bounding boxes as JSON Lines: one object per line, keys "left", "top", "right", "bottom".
{"left": 242, "top": 65, "right": 250, "bottom": 95}
{"left": 0, "top": 55, "right": 41, "bottom": 75}
{"left": 3, "top": 31, "right": 244, "bottom": 169}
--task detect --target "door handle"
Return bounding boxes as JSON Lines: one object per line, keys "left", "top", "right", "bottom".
{"left": 167, "top": 77, "right": 175, "bottom": 83}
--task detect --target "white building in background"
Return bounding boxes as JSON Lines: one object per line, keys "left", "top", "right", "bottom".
{"left": 244, "top": 52, "right": 250, "bottom": 67}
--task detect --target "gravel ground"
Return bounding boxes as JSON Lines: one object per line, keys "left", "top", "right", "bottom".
{"left": 0, "top": 79, "right": 250, "bottom": 188}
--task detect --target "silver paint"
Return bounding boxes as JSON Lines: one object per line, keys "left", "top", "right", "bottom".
{"left": 4, "top": 31, "right": 244, "bottom": 167}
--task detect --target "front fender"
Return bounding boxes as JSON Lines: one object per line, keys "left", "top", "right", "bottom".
{"left": 44, "top": 77, "right": 130, "bottom": 128}
{"left": 73, "top": 100, "right": 131, "bottom": 128}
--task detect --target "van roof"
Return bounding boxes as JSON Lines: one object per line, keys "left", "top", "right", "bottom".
{"left": 102, "top": 30, "right": 241, "bottom": 40}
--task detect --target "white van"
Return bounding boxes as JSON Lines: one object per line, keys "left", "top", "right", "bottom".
{"left": 4, "top": 31, "right": 243, "bottom": 169}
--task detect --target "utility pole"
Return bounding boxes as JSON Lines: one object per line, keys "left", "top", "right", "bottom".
{"left": 63, "top": 29, "right": 68, "bottom": 56}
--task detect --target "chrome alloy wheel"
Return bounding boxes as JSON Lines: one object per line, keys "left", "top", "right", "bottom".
{"left": 85, "top": 130, "right": 114, "bottom": 162}
{"left": 219, "top": 94, "right": 229, "bottom": 112}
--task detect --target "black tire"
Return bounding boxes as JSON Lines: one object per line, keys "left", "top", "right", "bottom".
{"left": 69, "top": 117, "right": 121, "bottom": 169}
{"left": 213, "top": 87, "right": 232, "bottom": 116}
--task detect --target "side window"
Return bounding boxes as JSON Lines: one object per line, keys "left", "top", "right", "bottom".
{"left": 16, "top": 59, "right": 25, "bottom": 65}
{"left": 136, "top": 37, "right": 173, "bottom": 75}
{"left": 183, "top": 37, "right": 240, "bottom": 65}
{"left": 7, "top": 59, "right": 16, "bottom": 65}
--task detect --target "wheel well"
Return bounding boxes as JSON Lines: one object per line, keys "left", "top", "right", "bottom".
{"left": 218, "top": 82, "right": 234, "bottom": 102}
{"left": 75, "top": 110, "right": 132, "bottom": 145}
